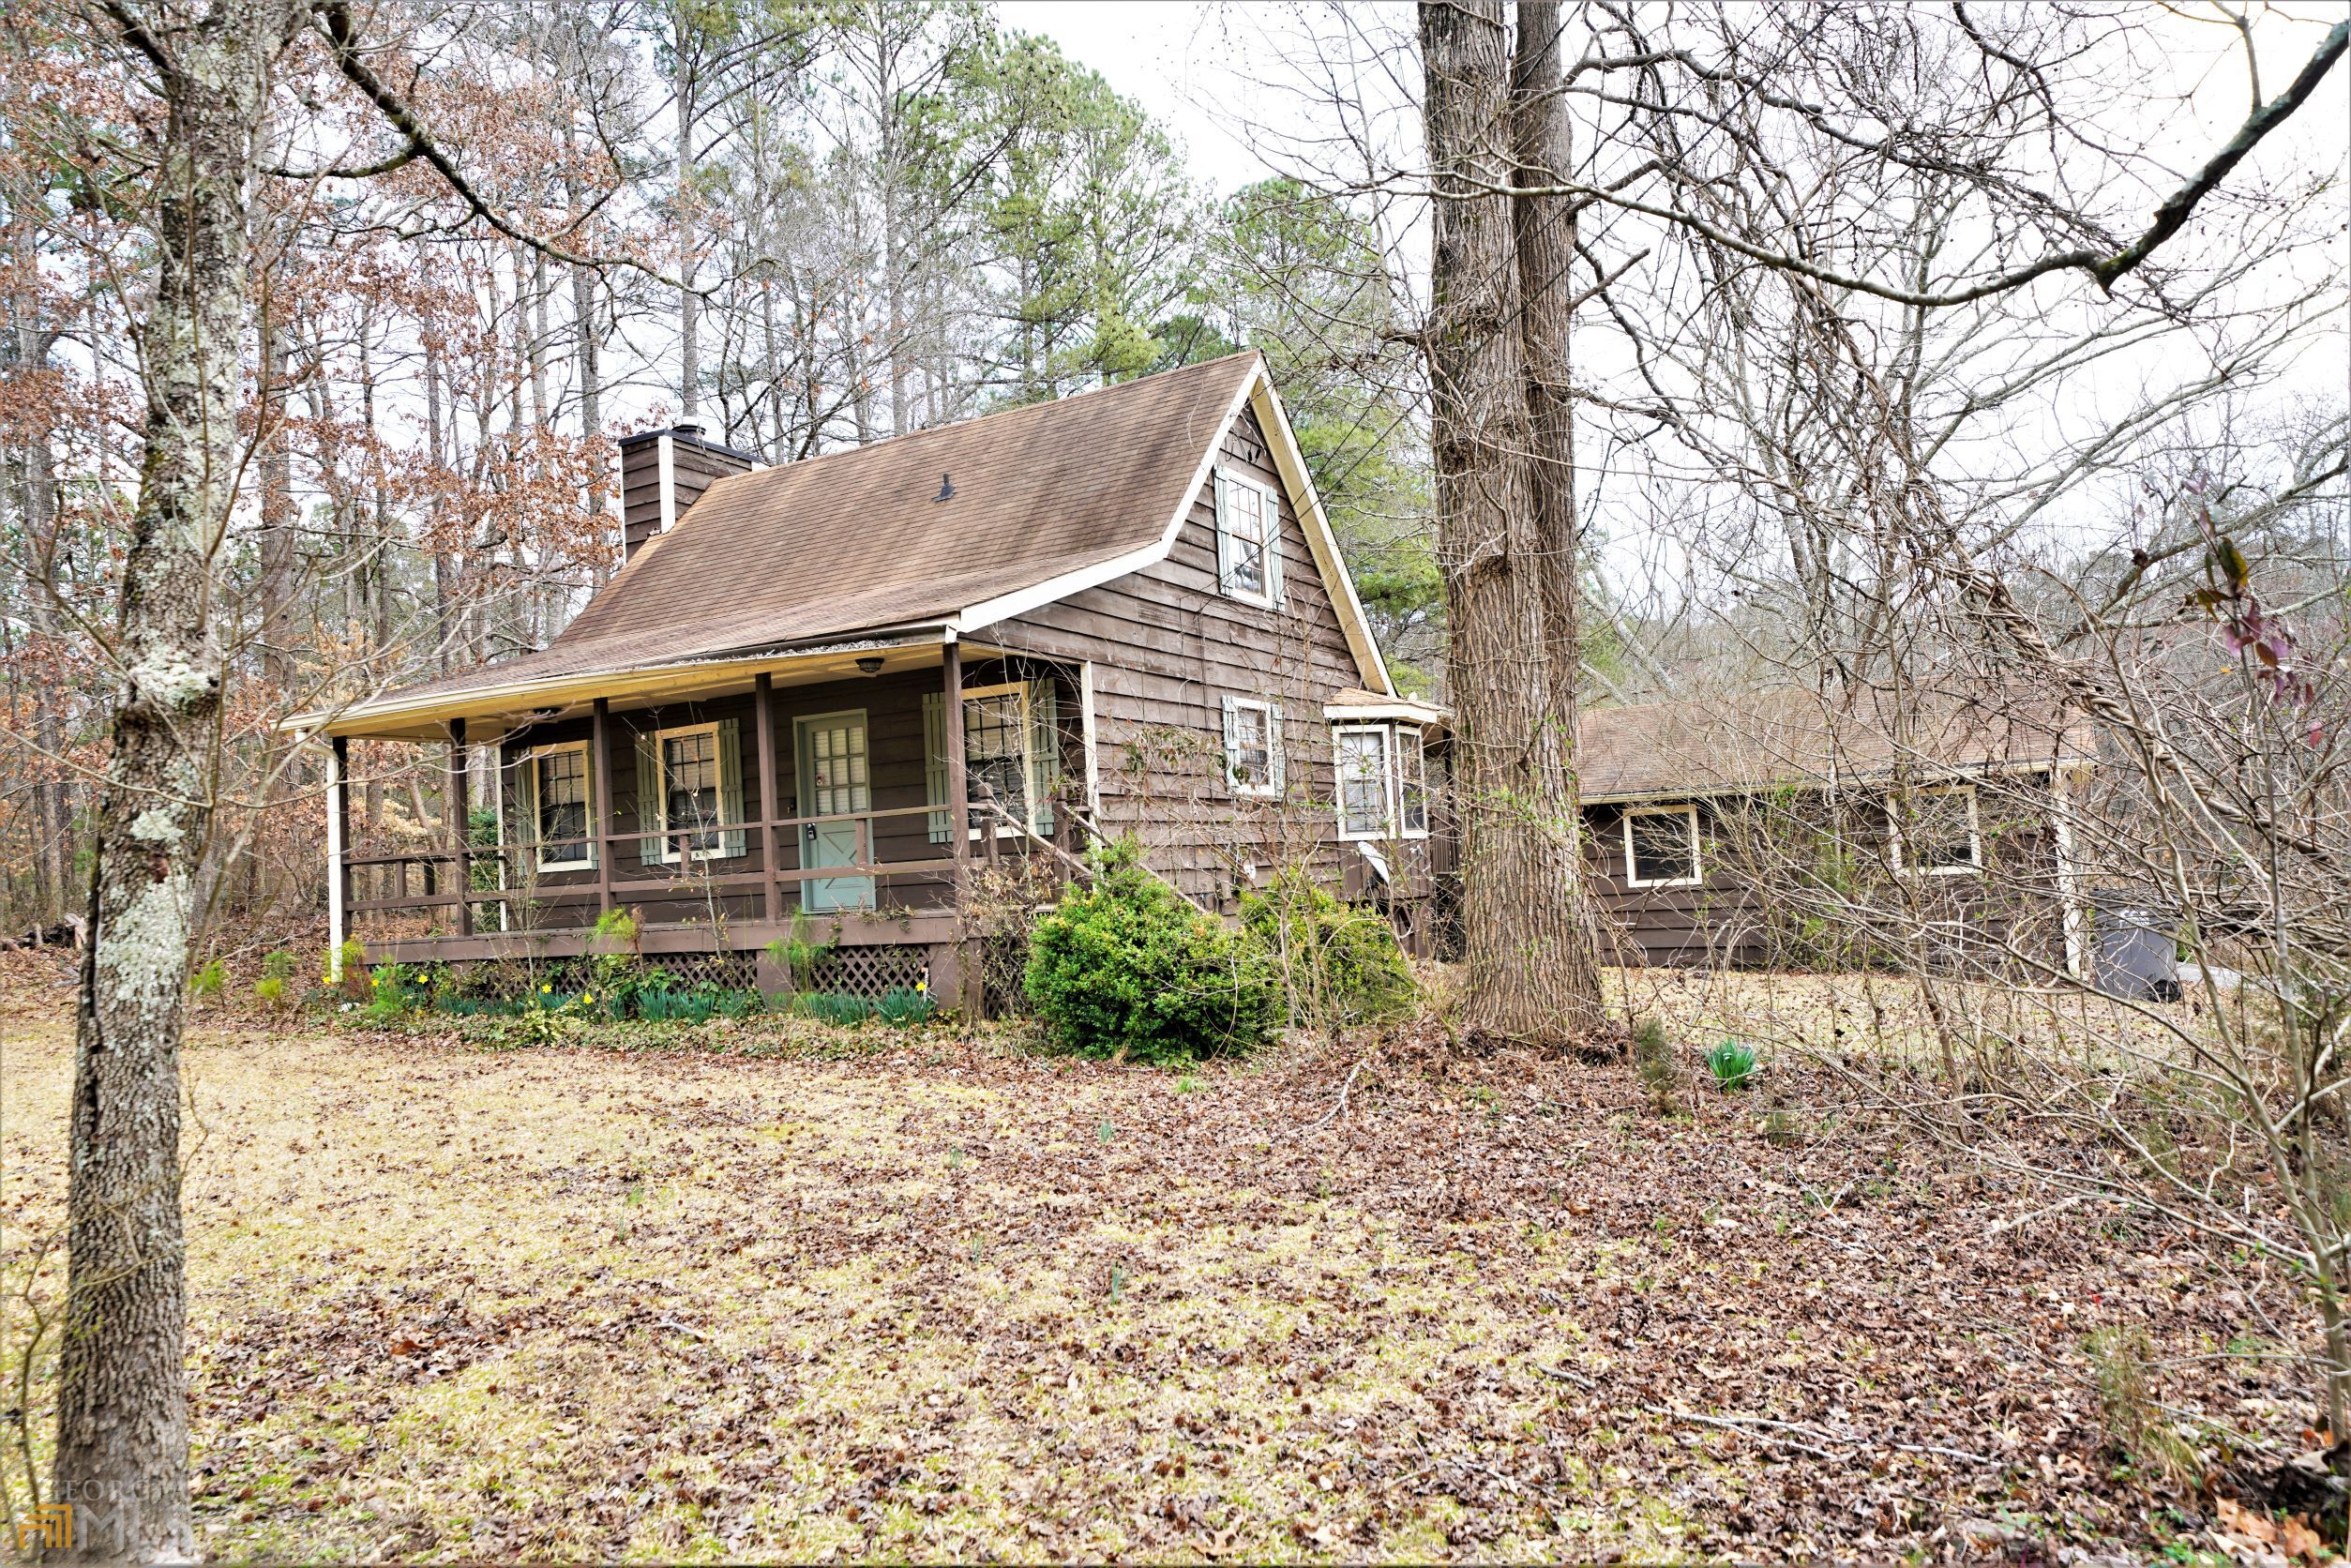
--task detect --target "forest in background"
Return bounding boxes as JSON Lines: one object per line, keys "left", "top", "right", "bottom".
{"left": 0, "top": 0, "right": 1440, "bottom": 954}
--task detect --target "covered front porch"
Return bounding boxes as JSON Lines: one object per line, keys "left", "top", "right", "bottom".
{"left": 310, "top": 629, "right": 1098, "bottom": 1005}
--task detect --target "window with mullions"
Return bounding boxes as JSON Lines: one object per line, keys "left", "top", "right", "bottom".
{"left": 535, "top": 745, "right": 590, "bottom": 868}
{"left": 923, "top": 677, "right": 1061, "bottom": 842}
{"left": 1333, "top": 722, "right": 1431, "bottom": 841}
{"left": 1892, "top": 784, "right": 1981, "bottom": 875}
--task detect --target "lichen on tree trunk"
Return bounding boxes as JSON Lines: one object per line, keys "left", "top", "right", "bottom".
{"left": 53, "top": 3, "right": 296, "bottom": 1559}
{"left": 1421, "top": 0, "right": 1605, "bottom": 1049}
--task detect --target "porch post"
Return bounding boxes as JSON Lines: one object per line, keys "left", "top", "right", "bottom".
{"left": 326, "top": 733, "right": 348, "bottom": 981}
{"left": 755, "top": 672, "right": 779, "bottom": 925}
{"left": 942, "top": 635, "right": 976, "bottom": 1015}
{"left": 592, "top": 698, "right": 615, "bottom": 919}
{"left": 449, "top": 716, "right": 472, "bottom": 937}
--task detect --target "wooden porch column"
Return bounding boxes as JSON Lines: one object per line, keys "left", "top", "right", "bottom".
{"left": 592, "top": 698, "right": 615, "bottom": 918}
{"left": 449, "top": 716, "right": 471, "bottom": 937}
{"left": 754, "top": 671, "right": 779, "bottom": 925}
{"left": 326, "top": 734, "right": 350, "bottom": 980}
{"left": 942, "top": 636, "right": 976, "bottom": 1014}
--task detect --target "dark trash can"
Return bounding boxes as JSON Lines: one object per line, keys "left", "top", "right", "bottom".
{"left": 2091, "top": 891, "right": 2179, "bottom": 1002}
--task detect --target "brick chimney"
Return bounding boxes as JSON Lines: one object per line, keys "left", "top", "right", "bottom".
{"left": 616, "top": 423, "right": 758, "bottom": 565}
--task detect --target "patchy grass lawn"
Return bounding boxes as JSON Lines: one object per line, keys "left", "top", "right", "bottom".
{"left": 0, "top": 972, "right": 2318, "bottom": 1562}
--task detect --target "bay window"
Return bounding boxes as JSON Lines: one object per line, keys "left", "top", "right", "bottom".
{"left": 1334, "top": 722, "right": 1430, "bottom": 841}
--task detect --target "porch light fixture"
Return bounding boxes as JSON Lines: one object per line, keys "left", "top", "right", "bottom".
{"left": 856, "top": 656, "right": 886, "bottom": 676}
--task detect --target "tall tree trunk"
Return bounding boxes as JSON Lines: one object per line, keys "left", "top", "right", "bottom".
{"left": 1509, "top": 0, "right": 1605, "bottom": 1035}
{"left": 56, "top": 3, "right": 296, "bottom": 1557}
{"left": 674, "top": 23, "right": 700, "bottom": 420}
{"left": 1421, "top": 0, "right": 1596, "bottom": 1049}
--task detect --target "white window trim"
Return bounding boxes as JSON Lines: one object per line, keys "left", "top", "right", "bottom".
{"left": 1331, "top": 722, "right": 1428, "bottom": 842}
{"left": 520, "top": 739, "right": 595, "bottom": 874}
{"left": 1214, "top": 465, "right": 1280, "bottom": 609}
{"left": 1395, "top": 726, "right": 1430, "bottom": 840}
{"left": 1226, "top": 696, "right": 1284, "bottom": 798}
{"left": 1891, "top": 782, "right": 1982, "bottom": 877}
{"left": 652, "top": 718, "right": 727, "bottom": 864}
{"left": 1334, "top": 722, "right": 1393, "bottom": 841}
{"left": 960, "top": 681, "right": 1032, "bottom": 838}
{"left": 1623, "top": 803, "right": 1703, "bottom": 889}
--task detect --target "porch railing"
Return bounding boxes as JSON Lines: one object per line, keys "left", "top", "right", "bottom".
{"left": 345, "top": 804, "right": 958, "bottom": 932}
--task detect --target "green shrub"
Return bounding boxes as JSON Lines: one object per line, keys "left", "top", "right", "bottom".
{"left": 253, "top": 975, "right": 287, "bottom": 1008}
{"left": 1706, "top": 1038, "right": 1759, "bottom": 1091}
{"left": 362, "top": 963, "right": 412, "bottom": 1023}
{"left": 1024, "top": 840, "right": 1278, "bottom": 1065}
{"left": 588, "top": 908, "right": 641, "bottom": 1003}
{"left": 261, "top": 949, "right": 295, "bottom": 982}
{"left": 188, "top": 957, "right": 227, "bottom": 1003}
{"left": 1238, "top": 868, "right": 1417, "bottom": 1031}
{"left": 765, "top": 912, "right": 837, "bottom": 994}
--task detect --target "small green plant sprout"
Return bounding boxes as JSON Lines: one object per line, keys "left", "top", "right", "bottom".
{"left": 188, "top": 957, "right": 226, "bottom": 1003}
{"left": 1173, "top": 1075, "right": 1202, "bottom": 1095}
{"left": 946, "top": 1147, "right": 965, "bottom": 1169}
{"left": 1707, "top": 1038, "right": 1759, "bottom": 1091}
{"left": 1632, "top": 1017, "right": 1680, "bottom": 1113}
{"left": 261, "top": 949, "right": 295, "bottom": 981}
{"left": 1097, "top": 1117, "right": 1115, "bottom": 1146}
{"left": 1108, "top": 1259, "right": 1128, "bottom": 1303}
{"left": 253, "top": 975, "right": 287, "bottom": 1008}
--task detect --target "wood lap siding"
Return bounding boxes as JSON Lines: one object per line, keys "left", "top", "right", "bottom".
{"left": 1582, "top": 776, "right": 2071, "bottom": 970}
{"left": 988, "top": 405, "right": 1366, "bottom": 902}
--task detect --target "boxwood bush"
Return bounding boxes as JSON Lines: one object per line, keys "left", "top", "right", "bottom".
{"left": 1237, "top": 868, "right": 1417, "bottom": 1031}
{"left": 1023, "top": 842, "right": 1278, "bottom": 1064}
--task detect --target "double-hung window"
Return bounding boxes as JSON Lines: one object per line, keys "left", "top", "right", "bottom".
{"left": 1891, "top": 783, "right": 1981, "bottom": 875}
{"left": 1334, "top": 722, "right": 1429, "bottom": 840}
{"left": 1213, "top": 468, "right": 1284, "bottom": 607}
{"left": 1623, "top": 804, "right": 1702, "bottom": 887}
{"left": 924, "top": 677, "right": 1060, "bottom": 841}
{"left": 1223, "top": 696, "right": 1285, "bottom": 796}
{"left": 637, "top": 718, "right": 746, "bottom": 863}
{"left": 514, "top": 741, "right": 594, "bottom": 871}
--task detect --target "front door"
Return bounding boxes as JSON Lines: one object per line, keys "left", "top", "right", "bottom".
{"left": 795, "top": 711, "right": 873, "bottom": 912}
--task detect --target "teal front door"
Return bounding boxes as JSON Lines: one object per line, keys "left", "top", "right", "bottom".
{"left": 795, "top": 711, "right": 873, "bottom": 912}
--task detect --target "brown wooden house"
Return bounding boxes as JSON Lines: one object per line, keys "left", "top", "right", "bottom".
{"left": 297, "top": 353, "right": 1443, "bottom": 1003}
{"left": 1575, "top": 689, "right": 2096, "bottom": 974}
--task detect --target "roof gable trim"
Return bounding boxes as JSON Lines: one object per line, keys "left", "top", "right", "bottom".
{"left": 953, "top": 358, "right": 1395, "bottom": 696}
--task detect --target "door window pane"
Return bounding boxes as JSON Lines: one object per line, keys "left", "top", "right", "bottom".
{"left": 808, "top": 722, "right": 869, "bottom": 816}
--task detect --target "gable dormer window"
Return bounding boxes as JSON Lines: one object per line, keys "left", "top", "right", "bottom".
{"left": 1213, "top": 468, "right": 1283, "bottom": 607}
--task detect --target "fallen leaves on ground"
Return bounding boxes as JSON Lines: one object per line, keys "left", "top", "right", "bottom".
{"left": 0, "top": 972, "right": 2331, "bottom": 1561}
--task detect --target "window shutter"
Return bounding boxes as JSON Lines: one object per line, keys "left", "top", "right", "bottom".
{"left": 510, "top": 746, "right": 537, "bottom": 866}
{"left": 1267, "top": 702, "right": 1285, "bottom": 792}
{"left": 1026, "top": 677, "right": 1059, "bottom": 836}
{"left": 717, "top": 717, "right": 746, "bottom": 859}
{"left": 1213, "top": 469, "right": 1238, "bottom": 595}
{"left": 922, "top": 691, "right": 948, "bottom": 843}
{"left": 1220, "top": 694, "right": 1242, "bottom": 792}
{"left": 1261, "top": 482, "right": 1286, "bottom": 607}
{"left": 636, "top": 731, "right": 664, "bottom": 864}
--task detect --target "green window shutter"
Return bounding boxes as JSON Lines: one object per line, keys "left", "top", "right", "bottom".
{"left": 636, "top": 731, "right": 664, "bottom": 864}
{"left": 1268, "top": 702, "right": 1286, "bottom": 793}
{"left": 922, "top": 690, "right": 948, "bottom": 844}
{"left": 1220, "top": 695, "right": 1242, "bottom": 792}
{"left": 1213, "top": 468, "right": 1238, "bottom": 594}
{"left": 1261, "top": 480, "right": 1286, "bottom": 608}
{"left": 510, "top": 745, "right": 537, "bottom": 866}
{"left": 717, "top": 717, "right": 746, "bottom": 859}
{"left": 1025, "top": 677, "right": 1059, "bottom": 836}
